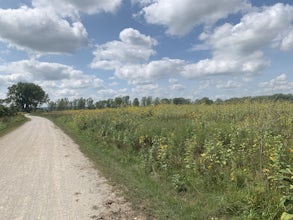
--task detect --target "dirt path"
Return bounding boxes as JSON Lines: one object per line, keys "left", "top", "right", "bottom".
{"left": 0, "top": 115, "right": 143, "bottom": 220}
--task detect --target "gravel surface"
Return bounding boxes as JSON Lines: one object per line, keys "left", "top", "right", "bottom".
{"left": 0, "top": 115, "right": 143, "bottom": 220}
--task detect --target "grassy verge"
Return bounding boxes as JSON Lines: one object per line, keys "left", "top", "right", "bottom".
{"left": 0, "top": 114, "right": 29, "bottom": 137}
{"left": 45, "top": 114, "right": 192, "bottom": 219}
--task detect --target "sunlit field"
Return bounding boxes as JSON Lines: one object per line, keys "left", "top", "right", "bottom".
{"left": 44, "top": 101, "right": 293, "bottom": 219}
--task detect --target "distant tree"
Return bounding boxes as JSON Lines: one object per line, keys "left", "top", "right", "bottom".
{"left": 7, "top": 82, "right": 48, "bottom": 112}
{"left": 195, "top": 97, "right": 213, "bottom": 105}
{"left": 107, "top": 98, "right": 114, "bottom": 108}
{"left": 72, "top": 99, "right": 78, "bottom": 110}
{"left": 48, "top": 101, "right": 57, "bottom": 111}
{"left": 122, "top": 96, "right": 130, "bottom": 106}
{"left": 86, "top": 98, "right": 95, "bottom": 109}
{"left": 153, "top": 97, "right": 160, "bottom": 105}
{"left": 68, "top": 101, "right": 74, "bottom": 110}
{"left": 141, "top": 97, "right": 147, "bottom": 106}
{"left": 139, "top": 96, "right": 153, "bottom": 106}
{"left": 133, "top": 98, "right": 139, "bottom": 107}
{"left": 56, "top": 98, "right": 69, "bottom": 110}
{"left": 96, "top": 100, "right": 107, "bottom": 109}
{"left": 77, "top": 98, "right": 86, "bottom": 109}
{"left": 146, "top": 96, "right": 153, "bottom": 106}
{"left": 215, "top": 98, "right": 223, "bottom": 104}
{"left": 173, "top": 97, "right": 191, "bottom": 105}
{"left": 160, "top": 98, "right": 171, "bottom": 104}
{"left": 114, "top": 97, "right": 123, "bottom": 107}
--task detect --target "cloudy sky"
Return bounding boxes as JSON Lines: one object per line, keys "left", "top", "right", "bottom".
{"left": 0, "top": 0, "right": 293, "bottom": 101}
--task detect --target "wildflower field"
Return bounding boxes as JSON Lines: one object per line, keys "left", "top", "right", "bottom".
{"left": 45, "top": 101, "right": 293, "bottom": 219}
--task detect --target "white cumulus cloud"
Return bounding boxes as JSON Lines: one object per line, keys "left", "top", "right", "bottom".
{"left": 281, "top": 31, "right": 293, "bottom": 51}
{"left": 91, "top": 28, "right": 157, "bottom": 69}
{"left": 216, "top": 80, "right": 241, "bottom": 89}
{"left": 90, "top": 28, "right": 187, "bottom": 85}
{"left": 131, "top": 83, "right": 164, "bottom": 97}
{"left": 116, "top": 58, "right": 185, "bottom": 84}
{"left": 32, "top": 0, "right": 122, "bottom": 18}
{"left": 184, "top": 3, "right": 293, "bottom": 78}
{"left": 97, "top": 88, "right": 128, "bottom": 100}
{"left": 259, "top": 74, "right": 293, "bottom": 93}
{"left": 0, "top": 6, "right": 88, "bottom": 54}
{"left": 0, "top": 59, "right": 104, "bottom": 100}
{"left": 140, "top": 0, "right": 250, "bottom": 36}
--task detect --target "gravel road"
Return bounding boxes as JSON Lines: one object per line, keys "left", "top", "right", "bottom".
{"left": 0, "top": 115, "right": 143, "bottom": 220}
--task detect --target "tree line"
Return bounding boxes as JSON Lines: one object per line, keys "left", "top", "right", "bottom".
{"left": 47, "top": 93, "right": 293, "bottom": 111}
{"left": 1, "top": 82, "right": 293, "bottom": 114}
{"left": 47, "top": 96, "right": 193, "bottom": 111}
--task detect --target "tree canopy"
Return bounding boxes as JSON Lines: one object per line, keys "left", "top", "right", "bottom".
{"left": 7, "top": 82, "right": 49, "bottom": 112}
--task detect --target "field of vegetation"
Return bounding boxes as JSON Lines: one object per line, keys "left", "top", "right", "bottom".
{"left": 44, "top": 101, "right": 293, "bottom": 219}
{"left": 0, "top": 105, "right": 28, "bottom": 136}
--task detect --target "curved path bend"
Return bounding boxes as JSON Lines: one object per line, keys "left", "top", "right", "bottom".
{"left": 0, "top": 115, "right": 142, "bottom": 220}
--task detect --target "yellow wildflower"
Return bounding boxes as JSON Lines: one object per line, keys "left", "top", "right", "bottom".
{"left": 262, "top": 168, "right": 270, "bottom": 174}
{"left": 159, "top": 145, "right": 168, "bottom": 150}
{"left": 138, "top": 136, "right": 144, "bottom": 145}
{"left": 230, "top": 172, "right": 235, "bottom": 181}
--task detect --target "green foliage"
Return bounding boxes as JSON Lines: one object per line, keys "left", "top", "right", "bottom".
{"left": 0, "top": 104, "right": 17, "bottom": 117}
{"left": 133, "top": 97, "right": 140, "bottom": 107}
{"left": 44, "top": 102, "right": 293, "bottom": 219}
{"left": 0, "top": 113, "right": 28, "bottom": 136}
{"left": 7, "top": 82, "right": 48, "bottom": 112}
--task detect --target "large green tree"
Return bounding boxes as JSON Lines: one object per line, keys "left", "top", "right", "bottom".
{"left": 7, "top": 82, "right": 49, "bottom": 112}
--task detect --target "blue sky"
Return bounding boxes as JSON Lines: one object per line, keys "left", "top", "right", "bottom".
{"left": 0, "top": 0, "right": 293, "bottom": 101}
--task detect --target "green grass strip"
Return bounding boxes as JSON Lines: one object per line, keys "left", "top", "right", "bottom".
{"left": 0, "top": 114, "right": 29, "bottom": 137}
